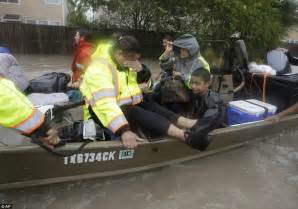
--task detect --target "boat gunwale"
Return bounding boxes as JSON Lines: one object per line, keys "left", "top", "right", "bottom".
{"left": 1, "top": 114, "right": 298, "bottom": 151}
{"left": 1, "top": 114, "right": 298, "bottom": 190}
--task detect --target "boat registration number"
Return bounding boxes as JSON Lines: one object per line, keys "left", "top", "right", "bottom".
{"left": 64, "top": 149, "right": 135, "bottom": 165}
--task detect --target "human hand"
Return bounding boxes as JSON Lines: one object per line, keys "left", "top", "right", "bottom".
{"left": 67, "top": 81, "right": 73, "bottom": 87}
{"left": 67, "top": 81, "right": 80, "bottom": 89}
{"left": 173, "top": 71, "right": 182, "bottom": 77}
{"left": 40, "top": 128, "right": 61, "bottom": 148}
{"left": 124, "top": 61, "right": 142, "bottom": 72}
{"left": 265, "top": 115, "right": 281, "bottom": 124}
{"left": 121, "top": 130, "right": 138, "bottom": 149}
{"left": 165, "top": 41, "right": 173, "bottom": 53}
{"left": 72, "top": 81, "right": 81, "bottom": 88}
{"left": 139, "top": 82, "right": 149, "bottom": 90}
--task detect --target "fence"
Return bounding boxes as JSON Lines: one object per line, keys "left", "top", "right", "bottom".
{"left": 0, "top": 22, "right": 168, "bottom": 57}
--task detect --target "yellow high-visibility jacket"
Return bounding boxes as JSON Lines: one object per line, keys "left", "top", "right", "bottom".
{"left": 198, "top": 55, "right": 210, "bottom": 72}
{"left": 80, "top": 43, "right": 143, "bottom": 134}
{"left": 0, "top": 77, "right": 44, "bottom": 134}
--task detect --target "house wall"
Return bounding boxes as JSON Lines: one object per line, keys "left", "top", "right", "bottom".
{"left": 0, "top": 0, "right": 68, "bottom": 25}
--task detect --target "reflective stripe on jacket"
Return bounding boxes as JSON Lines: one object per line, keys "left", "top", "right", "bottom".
{"left": 80, "top": 43, "right": 143, "bottom": 133}
{"left": 198, "top": 55, "right": 210, "bottom": 72}
{"left": 0, "top": 77, "right": 44, "bottom": 134}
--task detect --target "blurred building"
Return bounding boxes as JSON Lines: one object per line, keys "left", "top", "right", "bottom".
{"left": 0, "top": 0, "right": 68, "bottom": 26}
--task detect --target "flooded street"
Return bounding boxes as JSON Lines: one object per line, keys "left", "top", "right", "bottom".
{"left": 1, "top": 55, "right": 298, "bottom": 209}
{"left": 14, "top": 54, "right": 162, "bottom": 79}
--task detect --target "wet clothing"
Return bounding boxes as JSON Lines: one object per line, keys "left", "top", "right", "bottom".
{"left": 185, "top": 90, "right": 225, "bottom": 148}
{"left": 188, "top": 90, "right": 224, "bottom": 120}
{"left": 0, "top": 53, "right": 29, "bottom": 91}
{"left": 0, "top": 77, "right": 45, "bottom": 135}
{"left": 71, "top": 39, "right": 93, "bottom": 83}
{"left": 155, "top": 35, "right": 210, "bottom": 104}
{"left": 172, "top": 34, "right": 210, "bottom": 82}
{"left": 89, "top": 101, "right": 179, "bottom": 138}
{"left": 122, "top": 101, "right": 179, "bottom": 137}
{"left": 159, "top": 51, "right": 175, "bottom": 74}
{"left": 80, "top": 43, "right": 151, "bottom": 136}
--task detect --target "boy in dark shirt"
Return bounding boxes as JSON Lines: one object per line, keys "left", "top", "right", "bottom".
{"left": 185, "top": 68, "right": 225, "bottom": 150}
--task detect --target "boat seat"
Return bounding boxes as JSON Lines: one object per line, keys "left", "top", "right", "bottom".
{"left": 211, "top": 74, "right": 234, "bottom": 105}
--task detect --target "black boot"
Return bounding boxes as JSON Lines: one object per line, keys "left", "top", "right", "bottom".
{"left": 185, "top": 129, "right": 211, "bottom": 151}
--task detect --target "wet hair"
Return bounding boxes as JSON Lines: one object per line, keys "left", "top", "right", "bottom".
{"left": 163, "top": 34, "right": 173, "bottom": 42}
{"left": 77, "top": 28, "right": 91, "bottom": 41}
{"left": 191, "top": 68, "right": 211, "bottom": 82}
{"left": 113, "top": 35, "right": 141, "bottom": 54}
{"left": 173, "top": 45, "right": 181, "bottom": 56}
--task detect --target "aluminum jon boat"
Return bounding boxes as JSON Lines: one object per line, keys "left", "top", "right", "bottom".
{"left": 1, "top": 114, "right": 298, "bottom": 190}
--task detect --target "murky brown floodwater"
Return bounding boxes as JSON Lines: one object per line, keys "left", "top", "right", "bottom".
{"left": 1, "top": 55, "right": 298, "bottom": 209}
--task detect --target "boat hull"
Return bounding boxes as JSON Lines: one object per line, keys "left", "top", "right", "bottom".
{"left": 1, "top": 115, "right": 298, "bottom": 190}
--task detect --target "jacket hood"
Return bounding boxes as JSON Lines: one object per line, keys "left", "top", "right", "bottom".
{"left": 173, "top": 34, "right": 200, "bottom": 57}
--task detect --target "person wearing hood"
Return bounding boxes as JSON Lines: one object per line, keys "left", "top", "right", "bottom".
{"left": 153, "top": 34, "right": 210, "bottom": 112}
{"left": 172, "top": 34, "right": 210, "bottom": 82}
{"left": 69, "top": 28, "right": 94, "bottom": 88}
{"left": 0, "top": 49, "right": 29, "bottom": 92}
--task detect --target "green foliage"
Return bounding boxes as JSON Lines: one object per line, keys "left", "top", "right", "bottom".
{"left": 67, "top": 0, "right": 298, "bottom": 58}
{"left": 67, "top": 0, "right": 89, "bottom": 27}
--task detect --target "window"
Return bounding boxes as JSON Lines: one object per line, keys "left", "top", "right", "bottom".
{"left": 45, "top": 0, "right": 61, "bottom": 5}
{"left": 2, "top": 14, "right": 21, "bottom": 22}
{"left": 0, "top": 0, "right": 20, "bottom": 3}
{"left": 26, "top": 19, "right": 37, "bottom": 24}
{"left": 49, "top": 21, "right": 60, "bottom": 26}
{"left": 38, "top": 20, "right": 48, "bottom": 25}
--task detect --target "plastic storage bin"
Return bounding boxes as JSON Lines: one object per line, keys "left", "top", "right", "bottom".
{"left": 227, "top": 100, "right": 277, "bottom": 125}
{"left": 246, "top": 99, "right": 277, "bottom": 117}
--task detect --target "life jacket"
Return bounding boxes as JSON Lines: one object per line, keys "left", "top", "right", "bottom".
{"left": 0, "top": 77, "right": 44, "bottom": 134}
{"left": 71, "top": 39, "right": 93, "bottom": 83}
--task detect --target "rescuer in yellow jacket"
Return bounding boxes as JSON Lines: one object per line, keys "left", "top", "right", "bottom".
{"left": 0, "top": 76, "right": 60, "bottom": 147}
{"left": 80, "top": 35, "right": 209, "bottom": 150}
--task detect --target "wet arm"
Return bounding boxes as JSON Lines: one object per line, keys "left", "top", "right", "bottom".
{"left": 277, "top": 102, "right": 298, "bottom": 118}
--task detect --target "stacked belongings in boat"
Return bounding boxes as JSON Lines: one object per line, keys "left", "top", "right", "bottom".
{"left": 0, "top": 50, "right": 82, "bottom": 131}
{"left": 248, "top": 48, "right": 298, "bottom": 112}
{"left": 201, "top": 33, "right": 280, "bottom": 127}
{"left": 0, "top": 51, "right": 76, "bottom": 105}
{"left": 26, "top": 72, "right": 76, "bottom": 126}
